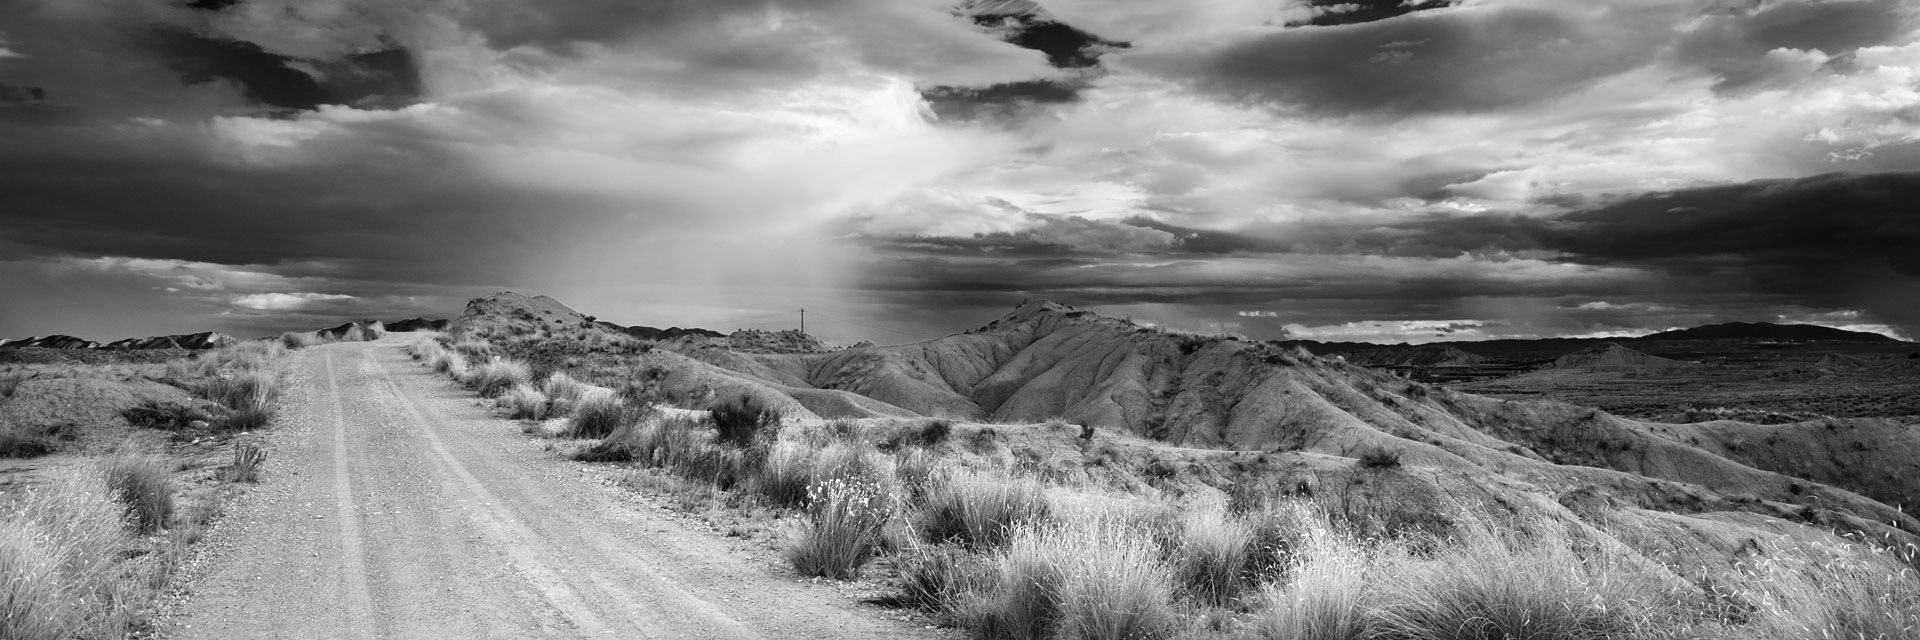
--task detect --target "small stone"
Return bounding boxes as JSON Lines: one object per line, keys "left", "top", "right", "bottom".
{"left": 189, "top": 420, "right": 211, "bottom": 429}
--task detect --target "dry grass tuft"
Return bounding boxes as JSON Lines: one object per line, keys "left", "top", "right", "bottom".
{"left": 464, "top": 358, "right": 531, "bottom": 398}
{"left": 1172, "top": 506, "right": 1256, "bottom": 607}
{"left": 102, "top": 453, "right": 175, "bottom": 534}
{"left": 916, "top": 470, "right": 1052, "bottom": 550}
{"left": 498, "top": 383, "right": 550, "bottom": 421}
{"left": 0, "top": 471, "right": 141, "bottom": 640}
{"left": 228, "top": 439, "right": 266, "bottom": 483}
{"left": 784, "top": 475, "right": 897, "bottom": 579}
{"left": 563, "top": 392, "right": 626, "bottom": 438}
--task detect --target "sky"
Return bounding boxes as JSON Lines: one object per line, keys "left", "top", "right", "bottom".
{"left": 2, "top": 0, "right": 1917, "bottom": 345}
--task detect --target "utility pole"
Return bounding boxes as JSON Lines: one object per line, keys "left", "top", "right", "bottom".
{"left": 799, "top": 309, "right": 806, "bottom": 334}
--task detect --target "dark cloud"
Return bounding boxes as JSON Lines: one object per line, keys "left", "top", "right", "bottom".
{"left": 184, "top": 0, "right": 243, "bottom": 11}
{"left": 969, "top": 9, "right": 1125, "bottom": 69}
{"left": 922, "top": 80, "right": 1078, "bottom": 122}
{"left": 863, "top": 213, "right": 1173, "bottom": 255}
{"left": 1677, "top": 0, "right": 1912, "bottom": 92}
{"left": 1137, "top": 6, "right": 1658, "bottom": 116}
{"left": 1286, "top": 0, "right": 1460, "bottom": 27}
{"left": 921, "top": 4, "right": 1127, "bottom": 123}
{"left": 152, "top": 30, "right": 421, "bottom": 111}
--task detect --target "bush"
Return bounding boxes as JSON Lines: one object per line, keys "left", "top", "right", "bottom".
{"left": 1173, "top": 507, "right": 1255, "bottom": 607}
{"left": 784, "top": 476, "right": 896, "bottom": 579}
{"left": 564, "top": 393, "right": 627, "bottom": 439}
{"left": 430, "top": 350, "right": 469, "bottom": 378}
{"left": 710, "top": 394, "right": 780, "bottom": 447}
{"left": 1, "top": 367, "right": 35, "bottom": 399}
{"left": 958, "top": 517, "right": 1179, "bottom": 640}
{"left": 541, "top": 372, "right": 589, "bottom": 415}
{"left": 464, "top": 358, "right": 531, "bottom": 398}
{"left": 498, "top": 383, "right": 550, "bottom": 421}
{"left": 1051, "top": 521, "right": 1180, "bottom": 640}
{"left": 1357, "top": 448, "right": 1401, "bottom": 470}
{"left": 896, "top": 543, "right": 993, "bottom": 616}
{"left": 103, "top": 454, "right": 175, "bottom": 534}
{"left": 756, "top": 440, "right": 815, "bottom": 508}
{"left": 1371, "top": 524, "right": 1665, "bottom": 640}
{"left": 279, "top": 332, "right": 321, "bottom": 349}
{"left": 229, "top": 439, "right": 266, "bottom": 483}
{"left": 1252, "top": 528, "right": 1374, "bottom": 640}
{"left": 917, "top": 471, "right": 1052, "bottom": 549}
{"left": 0, "top": 426, "right": 57, "bottom": 458}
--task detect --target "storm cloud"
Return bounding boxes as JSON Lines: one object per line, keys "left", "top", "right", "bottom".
{"left": 1, "top": 0, "right": 1917, "bottom": 344}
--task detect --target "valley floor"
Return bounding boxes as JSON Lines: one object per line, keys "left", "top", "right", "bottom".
{"left": 161, "top": 338, "right": 940, "bottom": 639}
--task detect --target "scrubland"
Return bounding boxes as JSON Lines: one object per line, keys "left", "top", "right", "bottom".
{"left": 410, "top": 328, "right": 1920, "bottom": 640}
{"left": 0, "top": 336, "right": 316, "bottom": 639}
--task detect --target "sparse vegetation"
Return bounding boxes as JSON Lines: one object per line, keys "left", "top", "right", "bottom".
{"left": 463, "top": 357, "right": 532, "bottom": 398}
{"left": 710, "top": 394, "right": 780, "bottom": 447}
{"left": 1, "top": 471, "right": 141, "bottom": 640}
{"left": 498, "top": 383, "right": 550, "bottom": 420}
{"left": 916, "top": 470, "right": 1052, "bottom": 550}
{"left": 784, "top": 476, "right": 894, "bottom": 578}
{"left": 103, "top": 453, "right": 175, "bottom": 534}
{"left": 563, "top": 392, "right": 627, "bottom": 438}
{"left": 229, "top": 438, "right": 266, "bottom": 483}
{"left": 1356, "top": 448, "right": 1402, "bottom": 470}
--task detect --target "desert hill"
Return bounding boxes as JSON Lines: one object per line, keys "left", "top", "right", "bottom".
{"left": 1546, "top": 342, "right": 1691, "bottom": 370}
{"left": 1340, "top": 344, "right": 1487, "bottom": 367}
{"left": 1644, "top": 321, "right": 1898, "bottom": 342}
{"left": 453, "top": 292, "right": 1920, "bottom": 559}
{"left": 2, "top": 331, "right": 236, "bottom": 351}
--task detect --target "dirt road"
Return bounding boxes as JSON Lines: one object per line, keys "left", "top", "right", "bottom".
{"left": 167, "top": 338, "right": 941, "bottom": 639}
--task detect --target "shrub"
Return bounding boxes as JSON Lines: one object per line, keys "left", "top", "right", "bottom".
{"left": 919, "top": 419, "right": 953, "bottom": 445}
{"left": 122, "top": 401, "right": 204, "bottom": 430}
{"left": 710, "top": 394, "right": 780, "bottom": 447}
{"left": 464, "top": 358, "right": 531, "bottom": 398}
{"left": 756, "top": 440, "right": 815, "bottom": 508}
{"left": 229, "top": 439, "right": 266, "bottom": 483}
{"left": 430, "top": 350, "right": 469, "bottom": 378}
{"left": 564, "top": 393, "right": 627, "bottom": 439}
{"left": 541, "top": 372, "right": 589, "bottom": 415}
{"left": 498, "top": 383, "right": 550, "bottom": 421}
{"left": 103, "top": 454, "right": 175, "bottom": 534}
{"left": 1252, "top": 528, "right": 1375, "bottom": 640}
{"left": 452, "top": 339, "right": 494, "bottom": 360}
{"left": 1051, "top": 521, "right": 1180, "bottom": 640}
{"left": 1370, "top": 522, "right": 1669, "bottom": 640}
{"left": 957, "top": 525, "right": 1063, "bottom": 640}
{"left": 0, "top": 425, "right": 58, "bottom": 458}
{"left": 1, "top": 367, "right": 35, "bottom": 399}
{"left": 194, "top": 371, "right": 276, "bottom": 433}
{"left": 1357, "top": 448, "right": 1401, "bottom": 470}
{"left": 895, "top": 543, "right": 993, "bottom": 616}
{"left": 784, "top": 476, "right": 896, "bottom": 579}
{"left": 917, "top": 471, "right": 1052, "bottom": 550}
{"left": 279, "top": 332, "right": 321, "bottom": 349}
{"left": 958, "top": 517, "right": 1179, "bottom": 640}
{"left": 1173, "top": 507, "right": 1255, "bottom": 607}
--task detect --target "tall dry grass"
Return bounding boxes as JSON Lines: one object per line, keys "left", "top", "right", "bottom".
{"left": 0, "top": 471, "right": 143, "bottom": 640}
{"left": 463, "top": 358, "right": 531, "bottom": 398}
{"left": 102, "top": 453, "right": 175, "bottom": 534}
{"left": 915, "top": 470, "right": 1052, "bottom": 550}
{"left": 784, "top": 475, "right": 896, "bottom": 579}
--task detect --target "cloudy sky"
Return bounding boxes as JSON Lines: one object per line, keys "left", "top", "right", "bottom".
{"left": 2, "top": 0, "right": 1917, "bottom": 344}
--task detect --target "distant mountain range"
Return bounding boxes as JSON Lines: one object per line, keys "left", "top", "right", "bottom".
{"left": 1, "top": 317, "right": 453, "bottom": 351}
{"left": 1640, "top": 321, "right": 1897, "bottom": 342}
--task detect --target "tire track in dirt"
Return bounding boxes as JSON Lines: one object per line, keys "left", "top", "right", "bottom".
{"left": 322, "top": 350, "right": 378, "bottom": 638}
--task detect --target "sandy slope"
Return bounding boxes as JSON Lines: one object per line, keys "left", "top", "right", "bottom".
{"left": 164, "top": 338, "right": 940, "bottom": 640}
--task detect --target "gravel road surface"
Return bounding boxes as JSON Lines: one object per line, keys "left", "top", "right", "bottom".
{"left": 166, "top": 338, "right": 940, "bottom": 639}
